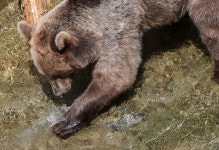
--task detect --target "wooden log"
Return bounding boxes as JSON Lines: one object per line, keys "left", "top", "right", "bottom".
{"left": 21, "top": 0, "right": 52, "bottom": 24}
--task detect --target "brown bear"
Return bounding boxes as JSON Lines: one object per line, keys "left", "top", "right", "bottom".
{"left": 17, "top": 0, "right": 219, "bottom": 139}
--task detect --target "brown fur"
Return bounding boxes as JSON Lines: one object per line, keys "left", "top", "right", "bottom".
{"left": 17, "top": 0, "right": 219, "bottom": 139}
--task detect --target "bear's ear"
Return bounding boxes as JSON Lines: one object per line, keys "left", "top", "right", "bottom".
{"left": 17, "top": 21, "right": 33, "bottom": 40}
{"left": 55, "top": 31, "right": 78, "bottom": 51}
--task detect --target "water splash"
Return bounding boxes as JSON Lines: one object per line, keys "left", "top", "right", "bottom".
{"left": 18, "top": 105, "right": 69, "bottom": 147}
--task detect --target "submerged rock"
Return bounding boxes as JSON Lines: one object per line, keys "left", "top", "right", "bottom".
{"left": 106, "top": 112, "right": 146, "bottom": 131}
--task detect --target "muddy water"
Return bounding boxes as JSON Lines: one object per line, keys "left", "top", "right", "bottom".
{"left": 0, "top": 1, "right": 219, "bottom": 150}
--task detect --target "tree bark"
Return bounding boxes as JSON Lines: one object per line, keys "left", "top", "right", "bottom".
{"left": 21, "top": 0, "right": 52, "bottom": 24}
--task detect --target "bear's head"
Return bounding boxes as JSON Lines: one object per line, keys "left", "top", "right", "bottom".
{"left": 17, "top": 21, "right": 94, "bottom": 97}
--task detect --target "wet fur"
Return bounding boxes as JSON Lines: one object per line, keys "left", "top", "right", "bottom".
{"left": 17, "top": 0, "right": 219, "bottom": 139}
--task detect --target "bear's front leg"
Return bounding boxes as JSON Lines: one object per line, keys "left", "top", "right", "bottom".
{"left": 53, "top": 66, "right": 136, "bottom": 139}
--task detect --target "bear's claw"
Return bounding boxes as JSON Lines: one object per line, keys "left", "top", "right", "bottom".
{"left": 53, "top": 120, "right": 82, "bottom": 139}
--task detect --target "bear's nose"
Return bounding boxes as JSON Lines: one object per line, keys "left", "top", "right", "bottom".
{"left": 50, "top": 78, "right": 72, "bottom": 97}
{"left": 52, "top": 84, "right": 71, "bottom": 97}
{"left": 52, "top": 87, "right": 64, "bottom": 97}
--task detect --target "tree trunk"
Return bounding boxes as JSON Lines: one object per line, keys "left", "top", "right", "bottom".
{"left": 21, "top": 0, "right": 52, "bottom": 24}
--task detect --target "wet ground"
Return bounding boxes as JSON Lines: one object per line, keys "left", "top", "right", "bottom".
{"left": 0, "top": 1, "right": 219, "bottom": 149}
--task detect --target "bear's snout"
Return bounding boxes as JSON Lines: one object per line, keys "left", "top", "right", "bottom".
{"left": 50, "top": 78, "right": 72, "bottom": 97}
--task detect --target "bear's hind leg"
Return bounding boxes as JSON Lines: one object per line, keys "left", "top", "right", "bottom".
{"left": 188, "top": 0, "right": 219, "bottom": 83}
{"left": 200, "top": 31, "right": 219, "bottom": 83}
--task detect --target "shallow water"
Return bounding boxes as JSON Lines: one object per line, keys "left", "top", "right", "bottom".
{"left": 0, "top": 1, "right": 219, "bottom": 150}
